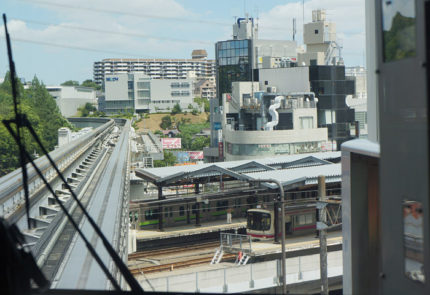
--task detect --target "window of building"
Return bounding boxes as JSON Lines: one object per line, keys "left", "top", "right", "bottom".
{"left": 300, "top": 117, "right": 314, "bottom": 129}
{"left": 216, "top": 200, "right": 228, "bottom": 211}
{"left": 127, "top": 81, "right": 134, "bottom": 90}
{"left": 179, "top": 206, "right": 185, "bottom": 216}
{"left": 144, "top": 209, "right": 159, "bottom": 220}
{"left": 137, "top": 82, "right": 150, "bottom": 89}
{"left": 315, "top": 29, "right": 319, "bottom": 34}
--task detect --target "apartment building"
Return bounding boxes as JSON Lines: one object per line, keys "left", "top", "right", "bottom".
{"left": 93, "top": 50, "right": 215, "bottom": 86}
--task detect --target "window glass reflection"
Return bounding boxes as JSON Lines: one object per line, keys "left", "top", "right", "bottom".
{"left": 382, "top": 0, "right": 416, "bottom": 62}
{"left": 403, "top": 200, "right": 425, "bottom": 283}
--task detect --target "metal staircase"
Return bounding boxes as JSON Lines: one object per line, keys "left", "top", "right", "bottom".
{"left": 210, "top": 248, "right": 224, "bottom": 264}
{"left": 235, "top": 252, "right": 250, "bottom": 266}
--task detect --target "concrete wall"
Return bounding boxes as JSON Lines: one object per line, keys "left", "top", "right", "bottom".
{"left": 105, "top": 74, "right": 129, "bottom": 101}
{"left": 47, "top": 86, "right": 97, "bottom": 117}
{"left": 304, "top": 21, "right": 336, "bottom": 45}
{"left": 149, "top": 78, "right": 197, "bottom": 113}
{"left": 259, "top": 67, "right": 310, "bottom": 93}
{"left": 224, "top": 128, "right": 327, "bottom": 145}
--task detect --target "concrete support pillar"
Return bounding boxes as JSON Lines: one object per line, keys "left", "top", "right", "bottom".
{"left": 195, "top": 184, "right": 201, "bottom": 226}
{"left": 158, "top": 186, "right": 163, "bottom": 231}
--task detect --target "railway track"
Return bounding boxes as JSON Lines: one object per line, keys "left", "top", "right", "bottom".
{"left": 130, "top": 254, "right": 236, "bottom": 275}
{"left": 129, "top": 241, "right": 220, "bottom": 259}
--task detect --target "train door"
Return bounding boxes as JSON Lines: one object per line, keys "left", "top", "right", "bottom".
{"left": 285, "top": 215, "right": 293, "bottom": 235}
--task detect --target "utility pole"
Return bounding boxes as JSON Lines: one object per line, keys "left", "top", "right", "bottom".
{"left": 318, "top": 175, "right": 328, "bottom": 295}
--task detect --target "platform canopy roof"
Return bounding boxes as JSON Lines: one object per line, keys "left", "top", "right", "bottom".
{"left": 135, "top": 151, "right": 341, "bottom": 189}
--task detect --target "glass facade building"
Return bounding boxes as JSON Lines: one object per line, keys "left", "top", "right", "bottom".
{"left": 216, "top": 39, "right": 253, "bottom": 104}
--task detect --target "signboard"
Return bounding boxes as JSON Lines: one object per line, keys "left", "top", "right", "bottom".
{"left": 189, "top": 151, "right": 203, "bottom": 160}
{"left": 161, "top": 138, "right": 181, "bottom": 149}
{"left": 321, "top": 141, "right": 337, "bottom": 152}
{"left": 218, "top": 142, "right": 224, "bottom": 159}
{"left": 214, "top": 122, "right": 222, "bottom": 130}
{"left": 106, "top": 77, "right": 118, "bottom": 82}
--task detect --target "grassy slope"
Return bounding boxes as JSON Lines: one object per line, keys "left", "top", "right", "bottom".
{"left": 135, "top": 112, "right": 209, "bottom": 132}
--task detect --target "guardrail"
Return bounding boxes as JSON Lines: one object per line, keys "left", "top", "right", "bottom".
{"left": 0, "top": 118, "right": 114, "bottom": 219}
{"left": 220, "top": 233, "right": 253, "bottom": 254}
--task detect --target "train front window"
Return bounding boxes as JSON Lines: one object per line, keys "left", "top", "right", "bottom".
{"left": 247, "top": 212, "right": 271, "bottom": 231}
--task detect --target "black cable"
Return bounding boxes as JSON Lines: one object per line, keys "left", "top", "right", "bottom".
{"left": 15, "top": 17, "right": 213, "bottom": 45}
{"left": 3, "top": 14, "right": 31, "bottom": 231}
{"left": 2, "top": 122, "right": 122, "bottom": 291}
{"left": 2, "top": 15, "right": 144, "bottom": 292}
{"left": 25, "top": 122, "right": 144, "bottom": 293}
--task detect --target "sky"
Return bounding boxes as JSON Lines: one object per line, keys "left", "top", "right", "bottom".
{"left": 0, "top": 0, "right": 365, "bottom": 85}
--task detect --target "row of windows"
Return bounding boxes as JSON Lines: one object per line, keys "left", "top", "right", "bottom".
{"left": 143, "top": 201, "right": 232, "bottom": 220}
{"left": 152, "top": 100, "right": 180, "bottom": 104}
{"left": 218, "top": 48, "right": 249, "bottom": 58}
{"left": 171, "top": 91, "right": 190, "bottom": 96}
{"left": 218, "top": 56, "right": 249, "bottom": 66}
{"left": 105, "top": 100, "right": 134, "bottom": 108}
{"left": 226, "top": 141, "right": 321, "bottom": 156}
{"left": 171, "top": 82, "right": 190, "bottom": 88}
{"left": 137, "top": 82, "right": 150, "bottom": 89}
{"left": 218, "top": 40, "right": 249, "bottom": 50}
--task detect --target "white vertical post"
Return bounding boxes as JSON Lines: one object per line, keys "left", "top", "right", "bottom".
{"left": 319, "top": 175, "right": 328, "bottom": 295}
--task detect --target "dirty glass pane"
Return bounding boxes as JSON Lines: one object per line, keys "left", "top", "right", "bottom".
{"left": 382, "top": 0, "right": 416, "bottom": 62}
{"left": 403, "top": 200, "right": 425, "bottom": 283}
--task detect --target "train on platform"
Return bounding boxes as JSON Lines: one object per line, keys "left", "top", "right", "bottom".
{"left": 246, "top": 197, "right": 342, "bottom": 239}
{"left": 130, "top": 183, "right": 341, "bottom": 231}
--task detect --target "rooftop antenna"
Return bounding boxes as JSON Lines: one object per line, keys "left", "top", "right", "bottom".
{"left": 293, "top": 18, "right": 297, "bottom": 41}
{"left": 303, "top": 0, "right": 305, "bottom": 26}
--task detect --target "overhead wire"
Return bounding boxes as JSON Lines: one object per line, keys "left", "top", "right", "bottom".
{"left": 18, "top": 0, "right": 231, "bottom": 27}
{"left": 12, "top": 17, "right": 214, "bottom": 46}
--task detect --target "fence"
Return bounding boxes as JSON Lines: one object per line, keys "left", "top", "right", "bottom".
{"left": 139, "top": 251, "right": 343, "bottom": 293}
{"left": 220, "top": 233, "right": 253, "bottom": 254}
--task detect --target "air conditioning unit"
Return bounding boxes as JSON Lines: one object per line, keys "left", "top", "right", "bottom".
{"left": 267, "top": 86, "right": 277, "bottom": 93}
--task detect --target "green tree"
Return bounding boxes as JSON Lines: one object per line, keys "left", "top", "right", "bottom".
{"left": 154, "top": 151, "right": 177, "bottom": 167}
{"left": 171, "top": 103, "right": 182, "bottom": 115}
{"left": 190, "top": 136, "right": 210, "bottom": 150}
{"left": 194, "top": 97, "right": 210, "bottom": 112}
{"left": 160, "top": 115, "right": 172, "bottom": 130}
{"left": 61, "top": 80, "right": 79, "bottom": 86}
{"left": 81, "top": 79, "right": 101, "bottom": 90}
{"left": 0, "top": 73, "right": 74, "bottom": 175}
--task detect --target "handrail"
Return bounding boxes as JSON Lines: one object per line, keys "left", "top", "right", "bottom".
{"left": 0, "top": 118, "right": 114, "bottom": 215}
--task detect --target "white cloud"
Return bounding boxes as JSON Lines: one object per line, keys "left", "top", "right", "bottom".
{"left": 1, "top": 0, "right": 207, "bottom": 59}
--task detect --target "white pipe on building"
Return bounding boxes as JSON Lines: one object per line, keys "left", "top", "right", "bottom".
{"left": 264, "top": 96, "right": 283, "bottom": 130}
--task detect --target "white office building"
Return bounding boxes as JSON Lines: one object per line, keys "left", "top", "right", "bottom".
{"left": 46, "top": 86, "right": 97, "bottom": 117}
{"left": 103, "top": 73, "right": 198, "bottom": 114}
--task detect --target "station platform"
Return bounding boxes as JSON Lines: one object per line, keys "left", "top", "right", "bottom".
{"left": 249, "top": 231, "right": 342, "bottom": 257}
{"left": 135, "top": 218, "right": 247, "bottom": 242}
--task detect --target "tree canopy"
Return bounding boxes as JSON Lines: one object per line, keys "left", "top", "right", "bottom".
{"left": 0, "top": 73, "right": 74, "bottom": 176}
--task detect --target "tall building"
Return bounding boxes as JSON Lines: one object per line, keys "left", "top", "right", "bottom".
{"left": 346, "top": 66, "right": 368, "bottom": 138}
{"left": 93, "top": 50, "right": 215, "bottom": 85}
{"left": 101, "top": 73, "right": 197, "bottom": 114}
{"left": 220, "top": 79, "right": 328, "bottom": 161}
{"left": 209, "top": 17, "right": 299, "bottom": 155}
{"left": 298, "top": 9, "right": 342, "bottom": 66}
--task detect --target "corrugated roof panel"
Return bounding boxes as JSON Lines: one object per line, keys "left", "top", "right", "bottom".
{"left": 136, "top": 151, "right": 341, "bottom": 180}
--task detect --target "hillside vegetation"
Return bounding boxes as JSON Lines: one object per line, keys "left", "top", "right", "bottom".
{"left": 134, "top": 112, "right": 208, "bottom": 132}
{"left": 0, "top": 73, "right": 74, "bottom": 176}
